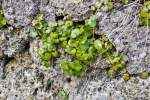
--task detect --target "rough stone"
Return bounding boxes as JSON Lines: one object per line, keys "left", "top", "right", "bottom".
{"left": 0, "top": 26, "right": 29, "bottom": 57}
{"left": 2, "top": 0, "right": 39, "bottom": 28}
{"left": 2, "top": 37, "right": 27, "bottom": 57}
{"left": 69, "top": 72, "right": 150, "bottom": 100}
{"left": 1, "top": 53, "right": 150, "bottom": 100}
{"left": 29, "top": 39, "right": 42, "bottom": 66}
{"left": 98, "top": 4, "right": 150, "bottom": 74}
{"left": 0, "top": 0, "right": 2, "bottom": 6}
{"left": 63, "top": 0, "right": 95, "bottom": 22}
{"left": 39, "top": 0, "right": 95, "bottom": 22}
{"left": 0, "top": 51, "right": 78, "bottom": 100}
{"left": 0, "top": 30, "right": 8, "bottom": 58}
{"left": 0, "top": 1, "right": 150, "bottom": 100}
{"left": 2, "top": 33, "right": 28, "bottom": 57}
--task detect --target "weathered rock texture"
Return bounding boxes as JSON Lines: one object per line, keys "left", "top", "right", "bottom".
{"left": 0, "top": 0, "right": 150, "bottom": 100}
{"left": 2, "top": 0, "right": 39, "bottom": 28}
{"left": 70, "top": 76, "right": 150, "bottom": 100}
{"left": 39, "top": 0, "right": 95, "bottom": 22}
{"left": 0, "top": 28, "right": 29, "bottom": 57}
{"left": 98, "top": 4, "right": 150, "bottom": 74}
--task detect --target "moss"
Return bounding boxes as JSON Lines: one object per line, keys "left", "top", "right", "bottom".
{"left": 140, "top": 71, "right": 149, "bottom": 79}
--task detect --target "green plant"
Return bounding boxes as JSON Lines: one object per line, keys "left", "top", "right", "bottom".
{"left": 0, "top": 9, "right": 7, "bottom": 28}
{"left": 61, "top": 58, "right": 86, "bottom": 77}
{"left": 30, "top": 13, "right": 128, "bottom": 78}
{"left": 140, "top": 1, "right": 150, "bottom": 26}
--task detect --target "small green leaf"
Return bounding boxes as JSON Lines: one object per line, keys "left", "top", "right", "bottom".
{"left": 88, "top": 46, "right": 96, "bottom": 54}
{"left": 52, "top": 51, "right": 59, "bottom": 57}
{"left": 94, "top": 39, "right": 102, "bottom": 50}
{"left": 65, "top": 20, "right": 73, "bottom": 27}
{"left": 86, "top": 15, "right": 96, "bottom": 28}
{"left": 95, "top": 2, "right": 101, "bottom": 9}
{"left": 67, "top": 48, "right": 76, "bottom": 55}
{"left": 36, "top": 48, "right": 45, "bottom": 56}
{"left": 42, "top": 61, "right": 51, "bottom": 68}
{"left": 71, "top": 28, "right": 80, "bottom": 38}
{"left": 42, "top": 52, "right": 51, "bottom": 61}
{"left": 0, "top": 9, "right": 7, "bottom": 28}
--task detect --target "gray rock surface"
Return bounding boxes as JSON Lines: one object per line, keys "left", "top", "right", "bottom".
{"left": 0, "top": 30, "right": 8, "bottom": 58}
{"left": 2, "top": 0, "right": 39, "bottom": 28}
{"left": 63, "top": 0, "right": 95, "bottom": 22}
{"left": 0, "top": 56, "right": 8, "bottom": 79}
{"left": 0, "top": 27, "right": 29, "bottom": 57}
{"left": 39, "top": 0, "right": 95, "bottom": 22}
{"left": 69, "top": 75, "right": 150, "bottom": 100}
{"left": 0, "top": 0, "right": 2, "bottom": 6}
{"left": 0, "top": 54, "right": 149, "bottom": 100}
{"left": 0, "top": 51, "right": 79, "bottom": 100}
{"left": 98, "top": 4, "right": 150, "bottom": 74}
{"left": 0, "top": 1, "right": 150, "bottom": 100}
{"left": 2, "top": 0, "right": 96, "bottom": 28}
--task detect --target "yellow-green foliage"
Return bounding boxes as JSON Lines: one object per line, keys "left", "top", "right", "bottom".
{"left": 140, "top": 1, "right": 150, "bottom": 26}
{"left": 30, "top": 14, "right": 128, "bottom": 78}
{"left": 0, "top": 9, "right": 6, "bottom": 28}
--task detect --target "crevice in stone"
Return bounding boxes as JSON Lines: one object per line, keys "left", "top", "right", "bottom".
{"left": 55, "top": 15, "right": 64, "bottom": 21}
{"left": 33, "top": 88, "right": 38, "bottom": 95}
{"left": 0, "top": 55, "right": 14, "bottom": 79}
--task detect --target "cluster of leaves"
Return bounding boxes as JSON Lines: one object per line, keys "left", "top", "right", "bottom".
{"left": 106, "top": 54, "right": 128, "bottom": 79}
{"left": 30, "top": 14, "right": 128, "bottom": 78}
{"left": 140, "top": 1, "right": 150, "bottom": 26}
{"left": 93, "top": 35, "right": 128, "bottom": 79}
{"left": 95, "top": 0, "right": 113, "bottom": 12}
{"left": 0, "top": 8, "right": 7, "bottom": 28}
{"left": 61, "top": 58, "right": 86, "bottom": 77}
{"left": 30, "top": 15, "right": 97, "bottom": 77}
{"left": 30, "top": 15, "right": 59, "bottom": 68}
